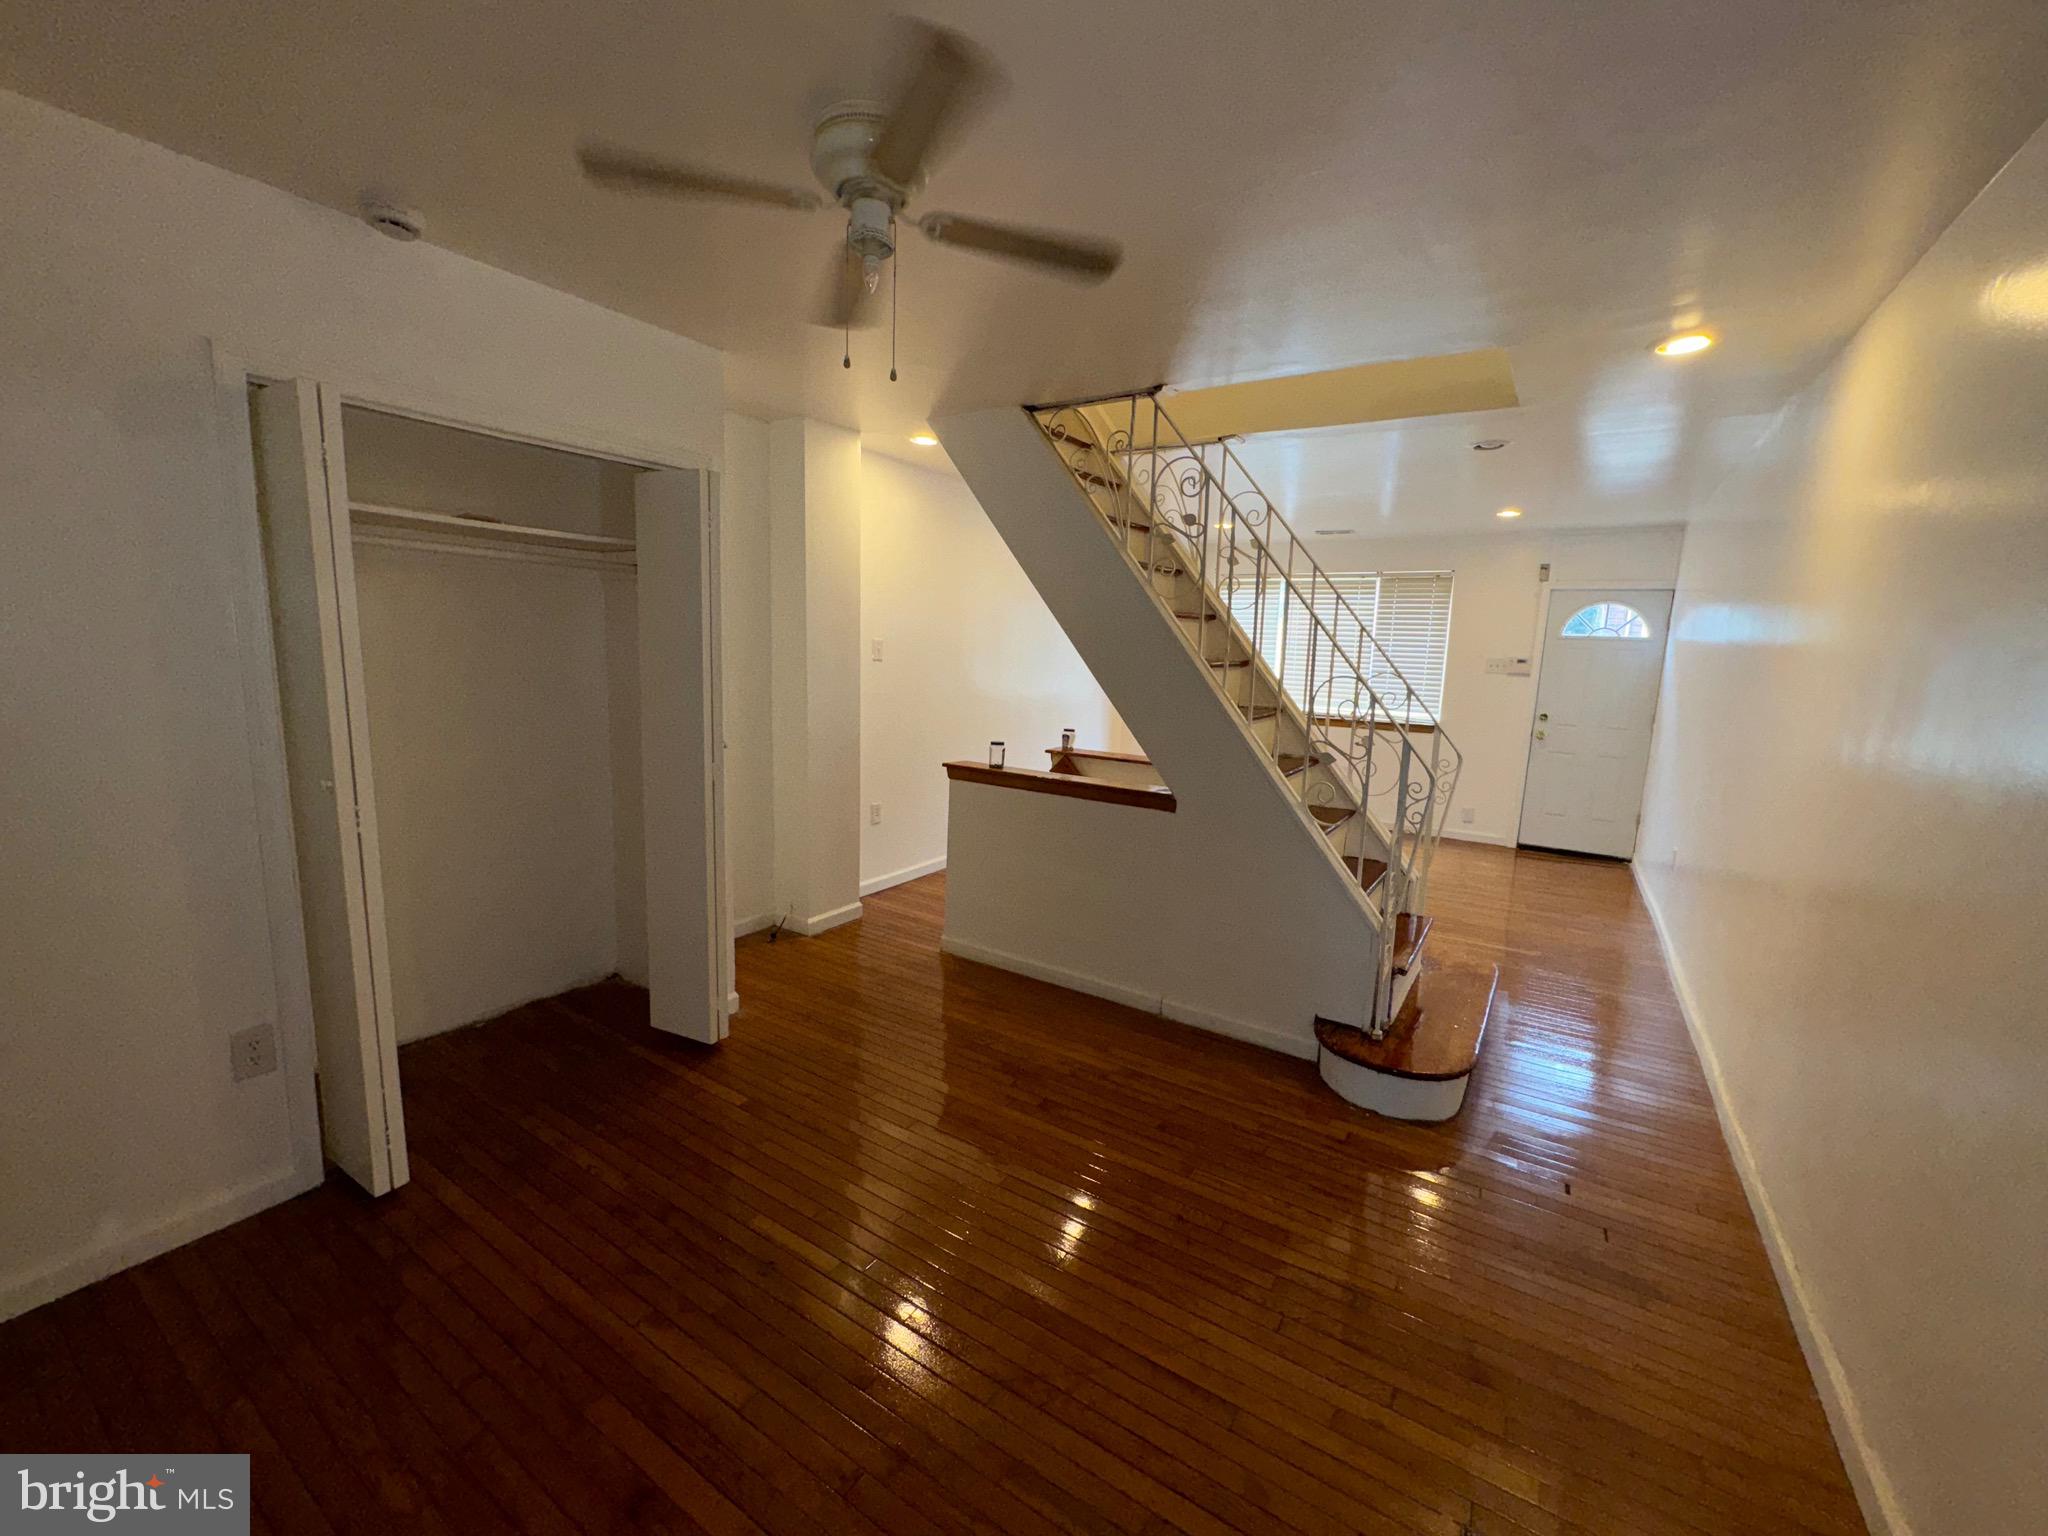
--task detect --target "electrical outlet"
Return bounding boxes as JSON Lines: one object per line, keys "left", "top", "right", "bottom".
{"left": 1460, "top": 807, "right": 1475, "bottom": 825}
{"left": 229, "top": 1022, "right": 278, "bottom": 1083}
{"left": 869, "top": 802, "right": 882, "bottom": 825}
{"left": 870, "top": 638, "right": 883, "bottom": 661}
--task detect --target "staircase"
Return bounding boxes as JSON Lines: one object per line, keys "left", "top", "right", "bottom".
{"left": 1017, "top": 391, "right": 1493, "bottom": 1118}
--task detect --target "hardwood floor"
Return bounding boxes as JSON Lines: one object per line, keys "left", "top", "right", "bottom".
{"left": 0, "top": 845, "right": 1866, "bottom": 1534}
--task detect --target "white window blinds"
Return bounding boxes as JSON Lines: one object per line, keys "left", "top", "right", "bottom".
{"left": 1226, "top": 569, "right": 1452, "bottom": 721}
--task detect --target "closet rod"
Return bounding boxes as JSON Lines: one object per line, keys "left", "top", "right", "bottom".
{"left": 352, "top": 529, "right": 636, "bottom": 574}
{"left": 350, "top": 501, "right": 635, "bottom": 555}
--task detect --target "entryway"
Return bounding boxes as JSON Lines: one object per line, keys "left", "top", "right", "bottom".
{"left": 1517, "top": 587, "right": 1673, "bottom": 858}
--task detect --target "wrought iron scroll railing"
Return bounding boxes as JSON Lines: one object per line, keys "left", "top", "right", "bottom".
{"left": 1028, "top": 392, "right": 1464, "bottom": 1035}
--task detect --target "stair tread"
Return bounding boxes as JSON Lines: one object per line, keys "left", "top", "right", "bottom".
{"left": 1238, "top": 703, "right": 1280, "bottom": 720}
{"left": 1314, "top": 958, "right": 1497, "bottom": 1081}
{"left": 1390, "top": 911, "right": 1432, "bottom": 976}
{"left": 1172, "top": 609, "right": 1223, "bottom": 622}
{"left": 1343, "top": 855, "right": 1388, "bottom": 891}
{"left": 1206, "top": 656, "right": 1253, "bottom": 669}
{"left": 1310, "top": 804, "right": 1355, "bottom": 827}
{"left": 1276, "top": 753, "right": 1326, "bottom": 775}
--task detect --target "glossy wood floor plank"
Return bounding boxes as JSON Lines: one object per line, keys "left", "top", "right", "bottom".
{"left": 0, "top": 845, "right": 1866, "bottom": 1534}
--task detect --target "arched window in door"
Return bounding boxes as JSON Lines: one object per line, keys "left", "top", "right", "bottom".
{"left": 1560, "top": 601, "right": 1651, "bottom": 638}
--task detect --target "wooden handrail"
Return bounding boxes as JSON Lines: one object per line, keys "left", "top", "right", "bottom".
{"left": 944, "top": 761, "right": 1176, "bottom": 813}
{"left": 1043, "top": 746, "right": 1154, "bottom": 765}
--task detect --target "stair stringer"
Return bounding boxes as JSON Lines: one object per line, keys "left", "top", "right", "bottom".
{"left": 935, "top": 405, "right": 1381, "bottom": 1045}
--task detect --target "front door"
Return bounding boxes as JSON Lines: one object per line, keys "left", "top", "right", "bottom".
{"left": 1517, "top": 588, "right": 1672, "bottom": 858}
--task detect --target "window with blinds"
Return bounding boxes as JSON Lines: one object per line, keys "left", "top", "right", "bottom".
{"left": 1225, "top": 569, "right": 1453, "bottom": 722}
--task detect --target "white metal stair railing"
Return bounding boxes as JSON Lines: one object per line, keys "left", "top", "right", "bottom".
{"left": 1028, "top": 391, "right": 1464, "bottom": 1037}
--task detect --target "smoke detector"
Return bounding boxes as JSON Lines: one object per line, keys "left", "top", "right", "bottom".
{"left": 360, "top": 199, "right": 424, "bottom": 241}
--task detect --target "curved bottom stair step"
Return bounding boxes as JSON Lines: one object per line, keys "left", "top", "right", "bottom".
{"left": 1313, "top": 958, "right": 1498, "bottom": 1122}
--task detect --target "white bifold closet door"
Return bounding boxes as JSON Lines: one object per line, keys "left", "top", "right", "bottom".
{"left": 636, "top": 468, "right": 732, "bottom": 1044}
{"left": 251, "top": 379, "right": 408, "bottom": 1194}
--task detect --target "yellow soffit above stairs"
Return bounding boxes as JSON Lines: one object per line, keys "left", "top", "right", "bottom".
{"left": 1145, "top": 349, "right": 1518, "bottom": 444}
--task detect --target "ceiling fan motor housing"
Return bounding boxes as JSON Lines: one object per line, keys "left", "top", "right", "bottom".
{"left": 812, "top": 101, "right": 908, "bottom": 202}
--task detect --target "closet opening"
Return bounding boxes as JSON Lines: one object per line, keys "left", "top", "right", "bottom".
{"left": 240, "top": 374, "right": 727, "bottom": 1196}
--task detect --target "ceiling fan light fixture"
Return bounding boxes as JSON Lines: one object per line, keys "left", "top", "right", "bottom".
{"left": 575, "top": 20, "right": 1120, "bottom": 371}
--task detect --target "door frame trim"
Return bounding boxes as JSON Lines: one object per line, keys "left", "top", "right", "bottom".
{"left": 209, "top": 341, "right": 723, "bottom": 1191}
{"left": 1514, "top": 584, "right": 1675, "bottom": 855}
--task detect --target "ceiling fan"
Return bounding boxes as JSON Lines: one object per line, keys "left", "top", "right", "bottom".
{"left": 576, "top": 20, "right": 1122, "bottom": 352}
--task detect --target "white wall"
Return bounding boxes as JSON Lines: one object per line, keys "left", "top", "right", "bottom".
{"left": 719, "top": 414, "right": 775, "bottom": 930}
{"left": 345, "top": 407, "right": 643, "bottom": 1033}
{"left": 354, "top": 548, "right": 625, "bottom": 1040}
{"left": 1635, "top": 124, "right": 2048, "bottom": 1535}
{"left": 1304, "top": 525, "right": 1685, "bottom": 845}
{"left": 859, "top": 452, "right": 1122, "bottom": 893}
{"left": 0, "top": 88, "right": 721, "bottom": 1320}
{"left": 605, "top": 573, "right": 647, "bottom": 985}
{"left": 767, "top": 418, "right": 864, "bottom": 933}
{"left": 944, "top": 777, "right": 1379, "bottom": 1056}
{"left": 338, "top": 404, "right": 638, "bottom": 535}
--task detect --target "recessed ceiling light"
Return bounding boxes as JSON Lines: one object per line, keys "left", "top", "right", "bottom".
{"left": 1471, "top": 439, "right": 1509, "bottom": 451}
{"left": 908, "top": 433, "right": 939, "bottom": 446}
{"left": 1653, "top": 332, "right": 1714, "bottom": 357}
{"left": 1496, "top": 507, "right": 1523, "bottom": 519}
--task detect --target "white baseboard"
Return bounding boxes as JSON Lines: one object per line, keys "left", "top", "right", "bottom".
{"left": 860, "top": 855, "right": 946, "bottom": 898}
{"left": 733, "top": 911, "right": 780, "bottom": 939}
{"left": 1161, "top": 996, "right": 1318, "bottom": 1061}
{"left": 792, "top": 900, "right": 862, "bottom": 937}
{"left": 1443, "top": 828, "right": 1517, "bottom": 848}
{"left": 0, "top": 1162, "right": 321, "bottom": 1324}
{"left": 1632, "top": 864, "right": 1906, "bottom": 1536}
{"left": 939, "top": 934, "right": 1315, "bottom": 1061}
{"left": 941, "top": 933, "right": 1158, "bottom": 1012}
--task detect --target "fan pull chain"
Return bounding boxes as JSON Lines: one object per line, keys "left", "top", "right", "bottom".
{"left": 889, "top": 219, "right": 899, "bottom": 383}
{"left": 843, "top": 319, "right": 851, "bottom": 370}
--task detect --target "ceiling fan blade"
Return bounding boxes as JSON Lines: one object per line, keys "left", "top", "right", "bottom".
{"left": 577, "top": 142, "right": 821, "bottom": 210}
{"left": 870, "top": 22, "right": 997, "bottom": 188}
{"left": 917, "top": 213, "right": 1122, "bottom": 280}
{"left": 814, "top": 244, "right": 883, "bottom": 330}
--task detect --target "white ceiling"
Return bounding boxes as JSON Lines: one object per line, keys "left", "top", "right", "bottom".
{"left": 6, "top": 0, "right": 2047, "bottom": 529}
